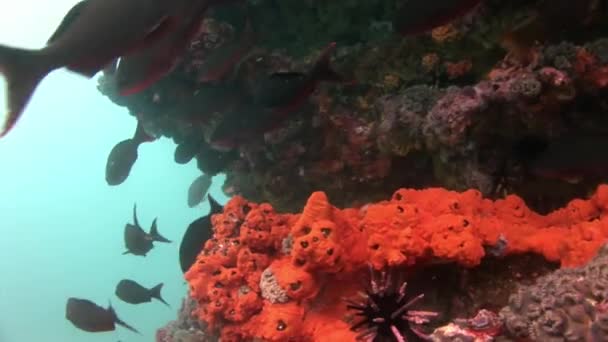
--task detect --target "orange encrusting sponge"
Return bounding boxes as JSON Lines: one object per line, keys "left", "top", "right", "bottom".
{"left": 185, "top": 185, "right": 608, "bottom": 341}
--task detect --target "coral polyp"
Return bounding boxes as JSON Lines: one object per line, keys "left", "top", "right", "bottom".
{"left": 345, "top": 267, "right": 438, "bottom": 342}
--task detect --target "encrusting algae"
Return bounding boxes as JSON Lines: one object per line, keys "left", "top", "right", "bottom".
{"left": 184, "top": 184, "right": 608, "bottom": 341}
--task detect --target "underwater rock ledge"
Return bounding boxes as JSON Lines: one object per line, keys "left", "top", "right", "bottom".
{"left": 97, "top": 0, "right": 608, "bottom": 213}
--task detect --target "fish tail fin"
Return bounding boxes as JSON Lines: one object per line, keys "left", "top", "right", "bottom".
{"left": 132, "top": 119, "right": 154, "bottom": 144}
{"left": 150, "top": 218, "right": 171, "bottom": 243}
{"left": 311, "top": 42, "right": 343, "bottom": 83}
{"left": 116, "top": 318, "right": 140, "bottom": 334}
{"left": 0, "top": 45, "right": 52, "bottom": 138}
{"left": 108, "top": 301, "right": 140, "bottom": 334}
{"left": 150, "top": 283, "right": 170, "bottom": 307}
{"left": 208, "top": 194, "right": 223, "bottom": 214}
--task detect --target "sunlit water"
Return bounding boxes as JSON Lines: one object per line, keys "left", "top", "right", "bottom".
{"left": 0, "top": 1, "right": 228, "bottom": 341}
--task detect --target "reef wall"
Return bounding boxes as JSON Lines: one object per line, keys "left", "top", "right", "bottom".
{"left": 180, "top": 184, "right": 608, "bottom": 341}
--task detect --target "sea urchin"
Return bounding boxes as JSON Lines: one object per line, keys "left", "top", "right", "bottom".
{"left": 345, "top": 266, "right": 438, "bottom": 342}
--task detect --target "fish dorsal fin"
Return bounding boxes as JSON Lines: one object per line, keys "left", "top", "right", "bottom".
{"left": 208, "top": 194, "right": 223, "bottom": 214}
{"left": 132, "top": 203, "right": 140, "bottom": 228}
{"left": 47, "top": 0, "right": 89, "bottom": 44}
{"left": 149, "top": 218, "right": 158, "bottom": 236}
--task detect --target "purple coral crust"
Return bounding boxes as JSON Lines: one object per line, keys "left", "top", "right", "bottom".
{"left": 500, "top": 244, "right": 608, "bottom": 341}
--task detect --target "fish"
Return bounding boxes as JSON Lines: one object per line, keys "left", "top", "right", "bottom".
{"left": 105, "top": 119, "right": 155, "bottom": 186}
{"left": 395, "top": 0, "right": 482, "bottom": 36}
{"left": 65, "top": 297, "right": 139, "bottom": 334}
{"left": 114, "top": 1, "right": 211, "bottom": 96}
{"left": 47, "top": 0, "right": 90, "bottom": 45}
{"left": 0, "top": 0, "right": 192, "bottom": 137}
{"left": 209, "top": 43, "right": 345, "bottom": 150}
{"left": 123, "top": 204, "right": 171, "bottom": 257}
{"left": 115, "top": 279, "right": 170, "bottom": 307}
{"left": 197, "top": 18, "right": 255, "bottom": 83}
{"left": 252, "top": 42, "right": 344, "bottom": 113}
{"left": 174, "top": 140, "right": 201, "bottom": 164}
{"left": 501, "top": 0, "right": 602, "bottom": 65}
{"left": 188, "top": 174, "right": 213, "bottom": 208}
{"left": 179, "top": 194, "right": 223, "bottom": 273}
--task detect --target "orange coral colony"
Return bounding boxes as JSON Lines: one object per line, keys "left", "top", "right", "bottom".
{"left": 185, "top": 185, "right": 608, "bottom": 341}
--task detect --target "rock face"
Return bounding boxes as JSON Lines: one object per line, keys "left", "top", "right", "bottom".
{"left": 98, "top": 1, "right": 608, "bottom": 212}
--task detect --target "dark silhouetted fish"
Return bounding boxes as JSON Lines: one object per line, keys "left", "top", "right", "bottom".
{"left": 197, "top": 18, "right": 255, "bottom": 83}
{"left": 105, "top": 119, "right": 155, "bottom": 186}
{"left": 115, "top": 279, "right": 169, "bottom": 307}
{"left": 209, "top": 43, "right": 345, "bottom": 150}
{"left": 123, "top": 204, "right": 171, "bottom": 257}
{"left": 252, "top": 42, "right": 344, "bottom": 114}
{"left": 0, "top": 0, "right": 199, "bottom": 137}
{"left": 114, "top": 0, "right": 220, "bottom": 95}
{"left": 65, "top": 297, "right": 139, "bottom": 334}
{"left": 174, "top": 140, "right": 201, "bottom": 164}
{"left": 501, "top": 0, "right": 602, "bottom": 65}
{"left": 179, "top": 194, "right": 223, "bottom": 273}
{"left": 396, "top": 0, "right": 482, "bottom": 36}
{"left": 188, "top": 174, "right": 213, "bottom": 208}
{"left": 47, "top": 0, "right": 89, "bottom": 44}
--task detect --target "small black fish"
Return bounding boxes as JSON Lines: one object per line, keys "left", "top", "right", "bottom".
{"left": 115, "top": 279, "right": 169, "bottom": 307}
{"left": 65, "top": 297, "right": 139, "bottom": 334}
{"left": 174, "top": 140, "right": 201, "bottom": 164}
{"left": 179, "top": 194, "right": 223, "bottom": 273}
{"left": 47, "top": 0, "right": 89, "bottom": 45}
{"left": 252, "top": 42, "right": 344, "bottom": 112}
{"left": 105, "top": 119, "right": 155, "bottom": 186}
{"left": 123, "top": 204, "right": 171, "bottom": 257}
{"left": 188, "top": 174, "right": 213, "bottom": 208}
{"left": 210, "top": 43, "right": 346, "bottom": 150}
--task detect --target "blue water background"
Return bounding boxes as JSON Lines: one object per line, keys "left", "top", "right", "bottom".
{"left": 0, "top": 1, "right": 229, "bottom": 340}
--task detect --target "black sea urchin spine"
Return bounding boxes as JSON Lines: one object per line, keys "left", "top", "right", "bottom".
{"left": 345, "top": 266, "right": 438, "bottom": 342}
